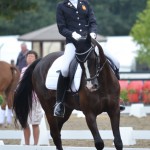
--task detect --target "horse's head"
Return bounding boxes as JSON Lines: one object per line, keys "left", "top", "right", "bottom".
{"left": 75, "top": 35, "right": 92, "bottom": 63}
{"left": 75, "top": 35, "right": 100, "bottom": 91}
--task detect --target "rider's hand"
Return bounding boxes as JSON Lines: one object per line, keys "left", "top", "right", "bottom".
{"left": 72, "top": 32, "right": 81, "bottom": 40}
{"left": 90, "top": 32, "right": 96, "bottom": 39}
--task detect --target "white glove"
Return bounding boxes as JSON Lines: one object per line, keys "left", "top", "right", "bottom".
{"left": 90, "top": 32, "right": 96, "bottom": 39}
{"left": 72, "top": 32, "right": 81, "bottom": 40}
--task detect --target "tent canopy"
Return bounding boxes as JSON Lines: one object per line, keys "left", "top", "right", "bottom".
{"left": 18, "top": 24, "right": 107, "bottom": 42}
{"left": 18, "top": 24, "right": 107, "bottom": 56}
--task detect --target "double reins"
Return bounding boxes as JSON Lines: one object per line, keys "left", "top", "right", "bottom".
{"left": 75, "top": 46, "right": 94, "bottom": 63}
{"left": 75, "top": 44, "right": 107, "bottom": 82}
{"left": 86, "top": 58, "right": 107, "bottom": 81}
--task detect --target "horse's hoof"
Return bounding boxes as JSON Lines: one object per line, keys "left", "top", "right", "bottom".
{"left": 95, "top": 141, "right": 104, "bottom": 150}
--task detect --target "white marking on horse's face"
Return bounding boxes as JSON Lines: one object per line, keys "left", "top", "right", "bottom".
{"left": 84, "top": 61, "right": 92, "bottom": 88}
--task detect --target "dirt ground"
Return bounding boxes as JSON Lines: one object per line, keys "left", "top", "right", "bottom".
{"left": 0, "top": 113, "right": 150, "bottom": 148}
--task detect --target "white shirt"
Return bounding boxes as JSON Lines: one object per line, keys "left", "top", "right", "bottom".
{"left": 69, "top": 0, "right": 78, "bottom": 8}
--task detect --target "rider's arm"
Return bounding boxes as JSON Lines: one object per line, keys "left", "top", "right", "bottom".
{"left": 56, "top": 3, "right": 73, "bottom": 39}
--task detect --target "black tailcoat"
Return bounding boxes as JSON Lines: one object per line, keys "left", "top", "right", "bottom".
{"left": 56, "top": 0, "right": 97, "bottom": 44}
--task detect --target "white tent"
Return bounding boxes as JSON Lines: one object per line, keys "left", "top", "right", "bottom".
{"left": 101, "top": 36, "right": 140, "bottom": 72}
{"left": 0, "top": 35, "right": 139, "bottom": 72}
{"left": 0, "top": 35, "right": 31, "bottom": 64}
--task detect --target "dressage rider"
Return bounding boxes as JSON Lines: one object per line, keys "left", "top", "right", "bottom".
{"left": 54, "top": 0, "right": 124, "bottom": 118}
{"left": 54, "top": 0, "right": 97, "bottom": 117}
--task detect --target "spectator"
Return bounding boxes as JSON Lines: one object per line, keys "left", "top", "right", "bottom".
{"left": 20, "top": 50, "right": 43, "bottom": 145}
{"left": 16, "top": 43, "right": 29, "bottom": 71}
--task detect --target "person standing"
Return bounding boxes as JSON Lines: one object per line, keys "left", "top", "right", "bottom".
{"left": 16, "top": 43, "right": 29, "bottom": 72}
{"left": 54, "top": 0, "right": 97, "bottom": 117}
{"left": 20, "top": 51, "right": 43, "bottom": 145}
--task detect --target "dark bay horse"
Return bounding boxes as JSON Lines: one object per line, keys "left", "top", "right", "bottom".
{"left": 13, "top": 38, "right": 123, "bottom": 150}
{"left": 0, "top": 61, "right": 20, "bottom": 125}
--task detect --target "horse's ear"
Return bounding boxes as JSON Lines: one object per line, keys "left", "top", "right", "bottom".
{"left": 91, "top": 38, "right": 103, "bottom": 51}
{"left": 91, "top": 38, "right": 97, "bottom": 47}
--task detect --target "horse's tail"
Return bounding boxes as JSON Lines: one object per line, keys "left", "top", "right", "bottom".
{"left": 10, "top": 65, "right": 20, "bottom": 90}
{"left": 6, "top": 65, "right": 20, "bottom": 103}
{"left": 13, "top": 58, "right": 41, "bottom": 128}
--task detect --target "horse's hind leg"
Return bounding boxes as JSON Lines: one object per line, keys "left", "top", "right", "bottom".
{"left": 44, "top": 110, "right": 63, "bottom": 150}
{"left": 0, "top": 100, "right": 6, "bottom": 125}
{"left": 108, "top": 110, "right": 123, "bottom": 150}
{"left": 57, "top": 107, "right": 73, "bottom": 131}
{"left": 85, "top": 113, "right": 104, "bottom": 150}
{"left": 45, "top": 107, "right": 72, "bottom": 150}
{"left": 6, "top": 92, "right": 13, "bottom": 125}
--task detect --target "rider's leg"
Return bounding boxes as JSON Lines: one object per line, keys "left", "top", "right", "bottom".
{"left": 104, "top": 52, "right": 125, "bottom": 110}
{"left": 119, "top": 98, "right": 125, "bottom": 111}
{"left": 54, "top": 43, "right": 76, "bottom": 117}
{"left": 95, "top": 45, "right": 125, "bottom": 110}
{"left": 104, "top": 50, "right": 120, "bottom": 80}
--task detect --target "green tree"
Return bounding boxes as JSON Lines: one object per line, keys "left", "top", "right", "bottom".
{"left": 92, "top": 0, "right": 147, "bottom": 35}
{"left": 0, "top": 0, "right": 57, "bottom": 35}
{"left": 0, "top": 0, "right": 147, "bottom": 35}
{"left": 130, "top": 0, "right": 150, "bottom": 66}
{"left": 0, "top": 0, "right": 36, "bottom": 18}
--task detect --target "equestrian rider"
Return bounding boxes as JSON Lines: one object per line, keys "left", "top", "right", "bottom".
{"left": 54, "top": 0, "right": 124, "bottom": 118}
{"left": 54, "top": 0, "right": 97, "bottom": 117}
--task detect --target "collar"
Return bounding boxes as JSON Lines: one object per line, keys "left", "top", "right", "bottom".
{"left": 63, "top": 0, "right": 69, "bottom": 3}
{"left": 63, "top": 0, "right": 83, "bottom": 4}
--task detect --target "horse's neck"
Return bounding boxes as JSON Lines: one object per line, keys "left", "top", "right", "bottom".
{"left": 96, "top": 45, "right": 106, "bottom": 65}
{"left": 97, "top": 46, "right": 115, "bottom": 82}
{"left": 100, "top": 55, "right": 106, "bottom": 66}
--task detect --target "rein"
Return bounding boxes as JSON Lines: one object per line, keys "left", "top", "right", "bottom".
{"left": 86, "top": 59, "right": 107, "bottom": 81}
{"left": 75, "top": 46, "right": 94, "bottom": 63}
{"left": 75, "top": 38, "right": 108, "bottom": 82}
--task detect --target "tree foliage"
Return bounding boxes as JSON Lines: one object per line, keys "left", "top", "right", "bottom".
{"left": 0, "top": 0, "right": 36, "bottom": 18}
{"left": 130, "top": 0, "right": 150, "bottom": 66}
{"left": 92, "top": 0, "right": 147, "bottom": 35}
{"left": 0, "top": 0, "right": 147, "bottom": 36}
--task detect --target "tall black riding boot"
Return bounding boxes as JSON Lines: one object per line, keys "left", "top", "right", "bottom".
{"left": 54, "top": 72, "right": 69, "bottom": 117}
{"left": 116, "top": 69, "right": 125, "bottom": 111}
{"left": 119, "top": 98, "right": 125, "bottom": 111}
{"left": 115, "top": 68, "right": 120, "bottom": 80}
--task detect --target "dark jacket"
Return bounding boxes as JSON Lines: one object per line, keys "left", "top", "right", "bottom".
{"left": 16, "top": 51, "right": 28, "bottom": 71}
{"left": 56, "top": 0, "right": 97, "bottom": 44}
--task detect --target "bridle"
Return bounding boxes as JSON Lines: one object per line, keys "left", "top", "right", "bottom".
{"left": 86, "top": 58, "right": 107, "bottom": 81}
{"left": 75, "top": 44, "right": 107, "bottom": 82}
{"left": 75, "top": 46, "right": 94, "bottom": 63}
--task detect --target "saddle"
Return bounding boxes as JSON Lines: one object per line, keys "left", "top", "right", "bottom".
{"left": 45, "top": 55, "right": 82, "bottom": 93}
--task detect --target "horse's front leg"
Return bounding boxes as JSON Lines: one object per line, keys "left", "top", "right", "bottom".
{"left": 85, "top": 113, "right": 104, "bottom": 150}
{"left": 108, "top": 109, "right": 123, "bottom": 150}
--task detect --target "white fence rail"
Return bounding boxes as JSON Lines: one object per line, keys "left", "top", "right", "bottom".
{"left": 0, "top": 145, "right": 150, "bottom": 150}
{"left": 0, "top": 129, "right": 150, "bottom": 140}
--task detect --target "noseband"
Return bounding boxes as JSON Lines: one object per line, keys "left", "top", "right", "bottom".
{"left": 86, "top": 58, "right": 107, "bottom": 81}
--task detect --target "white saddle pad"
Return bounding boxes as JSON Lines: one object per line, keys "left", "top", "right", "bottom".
{"left": 45, "top": 56, "right": 82, "bottom": 92}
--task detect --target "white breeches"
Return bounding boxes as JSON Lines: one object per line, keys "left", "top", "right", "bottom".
{"left": 61, "top": 43, "right": 76, "bottom": 77}
{"left": 61, "top": 43, "right": 120, "bottom": 77}
{"left": 104, "top": 48, "right": 120, "bottom": 69}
